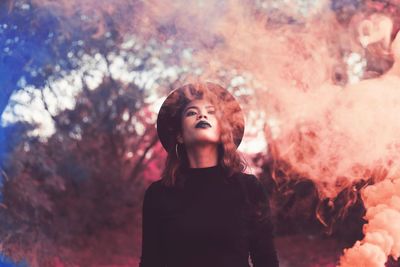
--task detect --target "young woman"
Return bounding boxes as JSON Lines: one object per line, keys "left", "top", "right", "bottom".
{"left": 139, "top": 82, "right": 279, "bottom": 267}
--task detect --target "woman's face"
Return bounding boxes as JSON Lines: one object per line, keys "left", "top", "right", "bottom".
{"left": 177, "top": 99, "right": 221, "bottom": 147}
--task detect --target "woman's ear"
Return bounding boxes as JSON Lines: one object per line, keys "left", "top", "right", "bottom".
{"left": 176, "top": 133, "right": 183, "bottom": 144}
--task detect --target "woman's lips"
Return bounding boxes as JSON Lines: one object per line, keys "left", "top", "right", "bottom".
{"left": 195, "top": 121, "right": 212, "bottom": 128}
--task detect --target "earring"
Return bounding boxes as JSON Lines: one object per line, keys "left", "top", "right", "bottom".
{"left": 175, "top": 143, "right": 180, "bottom": 160}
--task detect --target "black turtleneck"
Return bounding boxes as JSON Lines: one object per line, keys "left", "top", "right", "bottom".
{"left": 139, "top": 165, "right": 279, "bottom": 267}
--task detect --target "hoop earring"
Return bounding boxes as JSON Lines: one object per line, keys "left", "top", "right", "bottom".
{"left": 175, "top": 143, "right": 180, "bottom": 160}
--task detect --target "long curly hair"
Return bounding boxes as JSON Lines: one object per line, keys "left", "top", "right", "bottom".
{"left": 159, "top": 82, "right": 248, "bottom": 188}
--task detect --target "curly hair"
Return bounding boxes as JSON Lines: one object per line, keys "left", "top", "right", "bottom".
{"left": 159, "top": 82, "right": 248, "bottom": 188}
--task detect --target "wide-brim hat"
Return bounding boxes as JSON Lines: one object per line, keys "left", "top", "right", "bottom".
{"left": 156, "top": 82, "right": 245, "bottom": 152}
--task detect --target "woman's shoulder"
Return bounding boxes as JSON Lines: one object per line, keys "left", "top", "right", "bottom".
{"left": 146, "top": 178, "right": 165, "bottom": 192}
{"left": 143, "top": 179, "right": 166, "bottom": 200}
{"left": 233, "top": 172, "right": 269, "bottom": 201}
{"left": 233, "top": 171, "right": 262, "bottom": 188}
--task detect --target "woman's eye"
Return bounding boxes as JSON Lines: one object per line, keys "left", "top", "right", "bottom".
{"left": 208, "top": 110, "right": 216, "bottom": 114}
{"left": 186, "top": 111, "right": 196, "bottom": 116}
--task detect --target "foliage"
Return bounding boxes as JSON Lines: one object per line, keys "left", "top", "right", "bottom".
{"left": 0, "top": 76, "right": 163, "bottom": 267}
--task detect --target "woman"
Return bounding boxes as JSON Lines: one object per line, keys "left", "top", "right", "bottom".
{"left": 139, "top": 82, "right": 279, "bottom": 267}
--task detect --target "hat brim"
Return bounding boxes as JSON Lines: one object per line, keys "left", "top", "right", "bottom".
{"left": 156, "top": 82, "right": 245, "bottom": 152}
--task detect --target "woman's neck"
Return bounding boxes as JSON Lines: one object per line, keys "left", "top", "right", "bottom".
{"left": 185, "top": 144, "right": 219, "bottom": 168}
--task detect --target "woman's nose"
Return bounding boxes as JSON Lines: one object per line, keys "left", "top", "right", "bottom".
{"left": 198, "top": 113, "right": 207, "bottom": 119}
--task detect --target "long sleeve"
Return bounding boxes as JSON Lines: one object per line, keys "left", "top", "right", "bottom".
{"left": 248, "top": 176, "right": 279, "bottom": 267}
{"left": 139, "top": 183, "right": 165, "bottom": 267}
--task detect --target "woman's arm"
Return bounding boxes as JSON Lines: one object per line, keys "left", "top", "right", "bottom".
{"left": 248, "top": 176, "right": 279, "bottom": 267}
{"left": 139, "top": 183, "right": 165, "bottom": 267}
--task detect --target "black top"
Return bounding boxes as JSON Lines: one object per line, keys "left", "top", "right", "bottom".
{"left": 139, "top": 164, "right": 279, "bottom": 267}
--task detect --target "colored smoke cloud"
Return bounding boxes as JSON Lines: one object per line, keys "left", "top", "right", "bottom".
{"left": 339, "top": 178, "right": 400, "bottom": 266}
{"left": 8, "top": 0, "right": 400, "bottom": 266}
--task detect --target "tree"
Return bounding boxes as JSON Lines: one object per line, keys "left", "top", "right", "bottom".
{"left": 0, "top": 75, "right": 163, "bottom": 266}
